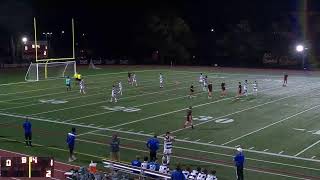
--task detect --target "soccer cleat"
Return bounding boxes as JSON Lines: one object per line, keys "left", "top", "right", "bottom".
{"left": 68, "top": 158, "right": 73, "bottom": 162}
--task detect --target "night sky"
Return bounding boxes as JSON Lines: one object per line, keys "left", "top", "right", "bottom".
{"left": 3, "top": 0, "right": 317, "bottom": 35}
{"left": 1, "top": 0, "right": 320, "bottom": 64}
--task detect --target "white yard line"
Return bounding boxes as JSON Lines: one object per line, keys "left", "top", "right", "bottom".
{"left": 65, "top": 90, "right": 205, "bottom": 122}
{"left": 0, "top": 69, "right": 163, "bottom": 87}
{"left": 87, "top": 132, "right": 320, "bottom": 173}
{"left": 279, "top": 151, "right": 284, "bottom": 154}
{"left": 222, "top": 104, "right": 320, "bottom": 145}
{"left": 0, "top": 70, "right": 194, "bottom": 105}
{"left": 2, "top": 111, "right": 320, "bottom": 166}
{"left": 170, "top": 86, "right": 320, "bottom": 137}
{"left": 1, "top": 77, "right": 185, "bottom": 111}
{"left": 77, "top": 137, "right": 309, "bottom": 180}
{"left": 108, "top": 85, "right": 289, "bottom": 129}
{"left": 31, "top": 85, "right": 190, "bottom": 116}
{"left": 294, "top": 139, "right": 320, "bottom": 157}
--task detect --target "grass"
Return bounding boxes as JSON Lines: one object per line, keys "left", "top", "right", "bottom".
{"left": 0, "top": 65, "right": 320, "bottom": 179}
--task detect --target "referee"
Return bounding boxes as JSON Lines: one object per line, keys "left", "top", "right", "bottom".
{"left": 23, "top": 117, "right": 32, "bottom": 147}
{"left": 234, "top": 147, "right": 245, "bottom": 180}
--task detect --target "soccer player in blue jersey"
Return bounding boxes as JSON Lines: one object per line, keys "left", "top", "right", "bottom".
{"left": 66, "top": 76, "right": 71, "bottom": 91}
{"left": 234, "top": 148, "right": 245, "bottom": 180}
{"left": 66, "top": 127, "right": 76, "bottom": 162}
{"left": 23, "top": 117, "right": 32, "bottom": 147}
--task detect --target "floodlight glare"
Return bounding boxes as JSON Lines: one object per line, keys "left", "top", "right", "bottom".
{"left": 22, "top": 37, "right": 27, "bottom": 43}
{"left": 296, "top": 45, "right": 304, "bottom": 52}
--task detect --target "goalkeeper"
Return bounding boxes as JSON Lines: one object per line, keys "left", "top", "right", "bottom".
{"left": 66, "top": 76, "right": 71, "bottom": 91}
{"left": 74, "top": 73, "right": 82, "bottom": 84}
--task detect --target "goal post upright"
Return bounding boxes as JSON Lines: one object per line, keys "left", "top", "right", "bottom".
{"left": 34, "top": 17, "right": 75, "bottom": 63}
{"left": 26, "top": 17, "right": 77, "bottom": 81}
{"left": 34, "top": 17, "right": 38, "bottom": 62}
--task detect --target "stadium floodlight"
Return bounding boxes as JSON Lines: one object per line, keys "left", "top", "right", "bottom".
{"left": 296, "top": 45, "right": 304, "bottom": 52}
{"left": 22, "top": 37, "right": 27, "bottom": 44}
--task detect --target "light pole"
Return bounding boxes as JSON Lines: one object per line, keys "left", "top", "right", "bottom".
{"left": 296, "top": 44, "right": 306, "bottom": 69}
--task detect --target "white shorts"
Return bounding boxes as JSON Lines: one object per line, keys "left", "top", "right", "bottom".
{"left": 253, "top": 88, "right": 257, "bottom": 92}
{"left": 133, "top": 79, "right": 137, "bottom": 82}
{"left": 199, "top": 80, "right": 203, "bottom": 83}
{"left": 80, "top": 86, "right": 85, "bottom": 90}
{"left": 163, "top": 149, "right": 172, "bottom": 155}
{"left": 160, "top": 80, "right": 163, "bottom": 84}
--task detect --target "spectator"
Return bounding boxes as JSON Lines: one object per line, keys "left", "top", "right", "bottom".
{"left": 110, "top": 134, "right": 120, "bottom": 161}
{"left": 196, "top": 169, "right": 207, "bottom": 180}
{"left": 206, "top": 170, "right": 218, "bottom": 180}
{"left": 147, "top": 158, "right": 160, "bottom": 171}
{"left": 182, "top": 167, "right": 191, "bottom": 179}
{"left": 131, "top": 156, "right": 141, "bottom": 167}
{"left": 131, "top": 156, "right": 141, "bottom": 174}
{"left": 141, "top": 156, "right": 149, "bottom": 169}
{"left": 23, "top": 117, "right": 32, "bottom": 147}
{"left": 146, "top": 135, "right": 160, "bottom": 161}
{"left": 66, "top": 127, "right": 76, "bottom": 162}
{"left": 234, "top": 148, "right": 245, "bottom": 180}
{"left": 159, "top": 156, "right": 170, "bottom": 174}
{"left": 171, "top": 164, "right": 185, "bottom": 180}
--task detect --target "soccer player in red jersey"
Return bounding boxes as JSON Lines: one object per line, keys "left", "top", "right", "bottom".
{"left": 236, "top": 82, "right": 242, "bottom": 99}
{"left": 184, "top": 106, "right": 194, "bottom": 129}
{"left": 208, "top": 82, "right": 213, "bottom": 99}
{"left": 221, "top": 82, "right": 226, "bottom": 97}
{"left": 283, "top": 73, "right": 288, "bottom": 87}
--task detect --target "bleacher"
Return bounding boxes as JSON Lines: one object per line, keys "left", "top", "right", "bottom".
{"left": 103, "top": 159, "right": 171, "bottom": 179}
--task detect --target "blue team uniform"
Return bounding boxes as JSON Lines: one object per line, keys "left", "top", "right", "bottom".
{"left": 23, "top": 120, "right": 32, "bottom": 146}
{"left": 131, "top": 159, "right": 142, "bottom": 173}
{"left": 234, "top": 152, "right": 245, "bottom": 180}
{"left": 66, "top": 132, "right": 76, "bottom": 152}
{"left": 171, "top": 169, "right": 186, "bottom": 180}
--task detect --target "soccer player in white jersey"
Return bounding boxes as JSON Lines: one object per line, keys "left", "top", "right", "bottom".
{"left": 110, "top": 85, "right": 118, "bottom": 103}
{"left": 132, "top": 73, "right": 138, "bottom": 86}
{"left": 253, "top": 80, "right": 258, "bottom": 96}
{"left": 160, "top": 73, "right": 164, "bottom": 88}
{"left": 199, "top": 73, "right": 204, "bottom": 87}
{"left": 205, "top": 170, "right": 218, "bottom": 180}
{"left": 163, "top": 131, "right": 174, "bottom": 164}
{"left": 159, "top": 156, "right": 170, "bottom": 175}
{"left": 196, "top": 169, "right": 207, "bottom": 180}
{"left": 203, "top": 76, "right": 208, "bottom": 91}
{"left": 243, "top": 80, "right": 248, "bottom": 96}
{"left": 79, "top": 79, "right": 86, "bottom": 94}
{"left": 118, "top": 81, "right": 123, "bottom": 95}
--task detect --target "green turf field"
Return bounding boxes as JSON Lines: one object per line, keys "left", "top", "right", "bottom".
{"left": 0, "top": 66, "right": 320, "bottom": 179}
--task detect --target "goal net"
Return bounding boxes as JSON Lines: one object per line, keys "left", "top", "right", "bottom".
{"left": 25, "top": 61, "right": 76, "bottom": 81}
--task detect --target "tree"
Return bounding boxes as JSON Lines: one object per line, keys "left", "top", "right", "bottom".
{"left": 145, "top": 15, "right": 195, "bottom": 64}
{"left": 0, "top": 0, "right": 33, "bottom": 63}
